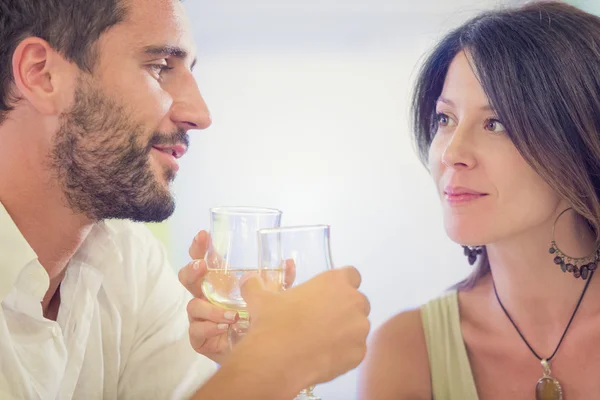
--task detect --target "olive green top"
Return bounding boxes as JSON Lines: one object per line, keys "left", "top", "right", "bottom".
{"left": 421, "top": 290, "right": 479, "bottom": 399}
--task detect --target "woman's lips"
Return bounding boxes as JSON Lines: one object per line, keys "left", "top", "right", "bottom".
{"left": 444, "top": 186, "right": 488, "bottom": 205}
{"left": 445, "top": 192, "right": 487, "bottom": 205}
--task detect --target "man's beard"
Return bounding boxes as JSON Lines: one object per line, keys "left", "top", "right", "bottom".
{"left": 49, "top": 77, "right": 189, "bottom": 222}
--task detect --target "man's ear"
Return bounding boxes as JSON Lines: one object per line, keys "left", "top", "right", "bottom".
{"left": 11, "top": 37, "right": 78, "bottom": 116}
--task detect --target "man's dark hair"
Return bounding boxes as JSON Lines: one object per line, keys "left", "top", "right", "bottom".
{"left": 0, "top": 0, "right": 128, "bottom": 123}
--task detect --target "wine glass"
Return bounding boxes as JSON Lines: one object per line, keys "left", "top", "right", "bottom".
{"left": 257, "top": 224, "right": 334, "bottom": 400}
{"left": 201, "top": 206, "right": 282, "bottom": 347}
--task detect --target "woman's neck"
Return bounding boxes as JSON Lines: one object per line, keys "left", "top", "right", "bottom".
{"left": 485, "top": 208, "right": 600, "bottom": 331}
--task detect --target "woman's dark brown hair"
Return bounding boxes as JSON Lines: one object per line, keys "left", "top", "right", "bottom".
{"left": 412, "top": 1, "right": 600, "bottom": 289}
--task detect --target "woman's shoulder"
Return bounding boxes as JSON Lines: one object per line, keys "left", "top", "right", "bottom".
{"left": 368, "top": 290, "right": 458, "bottom": 346}
{"left": 358, "top": 306, "right": 432, "bottom": 399}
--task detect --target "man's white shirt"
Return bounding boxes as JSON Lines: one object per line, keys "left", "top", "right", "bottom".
{"left": 0, "top": 202, "right": 216, "bottom": 399}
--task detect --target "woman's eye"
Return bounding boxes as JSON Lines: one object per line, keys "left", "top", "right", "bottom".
{"left": 485, "top": 119, "right": 506, "bottom": 133}
{"left": 436, "top": 113, "right": 452, "bottom": 127}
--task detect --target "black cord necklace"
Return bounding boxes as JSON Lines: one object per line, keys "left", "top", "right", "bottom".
{"left": 492, "top": 271, "right": 594, "bottom": 400}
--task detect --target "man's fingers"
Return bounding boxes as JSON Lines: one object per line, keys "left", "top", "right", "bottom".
{"left": 187, "top": 297, "right": 239, "bottom": 323}
{"left": 284, "top": 259, "right": 296, "bottom": 288}
{"left": 338, "top": 266, "right": 362, "bottom": 288}
{"left": 189, "top": 230, "right": 210, "bottom": 260}
{"left": 359, "top": 292, "right": 371, "bottom": 316}
{"left": 240, "top": 273, "right": 266, "bottom": 305}
{"left": 179, "top": 259, "right": 209, "bottom": 298}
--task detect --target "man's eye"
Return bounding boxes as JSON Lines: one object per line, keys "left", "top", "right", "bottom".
{"left": 148, "top": 63, "right": 173, "bottom": 77}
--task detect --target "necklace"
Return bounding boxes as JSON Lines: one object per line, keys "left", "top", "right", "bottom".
{"left": 492, "top": 271, "right": 594, "bottom": 400}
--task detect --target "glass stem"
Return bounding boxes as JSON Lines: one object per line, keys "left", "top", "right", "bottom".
{"left": 295, "top": 385, "right": 320, "bottom": 400}
{"left": 227, "top": 316, "right": 250, "bottom": 348}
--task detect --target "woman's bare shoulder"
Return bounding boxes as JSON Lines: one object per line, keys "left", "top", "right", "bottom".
{"left": 358, "top": 308, "right": 432, "bottom": 400}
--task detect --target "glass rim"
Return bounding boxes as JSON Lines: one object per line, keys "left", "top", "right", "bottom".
{"left": 258, "top": 224, "right": 330, "bottom": 235}
{"left": 210, "top": 206, "right": 282, "bottom": 216}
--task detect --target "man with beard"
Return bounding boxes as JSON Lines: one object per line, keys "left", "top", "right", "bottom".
{"left": 0, "top": 0, "right": 371, "bottom": 399}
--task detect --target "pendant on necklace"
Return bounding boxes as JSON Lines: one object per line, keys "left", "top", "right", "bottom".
{"left": 535, "top": 359, "right": 563, "bottom": 400}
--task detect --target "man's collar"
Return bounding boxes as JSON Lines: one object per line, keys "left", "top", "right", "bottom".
{"left": 0, "top": 202, "right": 119, "bottom": 300}
{"left": 0, "top": 201, "right": 41, "bottom": 300}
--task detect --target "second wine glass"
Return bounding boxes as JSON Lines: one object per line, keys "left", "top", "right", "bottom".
{"left": 258, "top": 224, "right": 334, "bottom": 400}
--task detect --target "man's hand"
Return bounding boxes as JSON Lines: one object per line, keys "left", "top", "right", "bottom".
{"left": 178, "top": 231, "right": 236, "bottom": 364}
{"left": 236, "top": 266, "right": 371, "bottom": 389}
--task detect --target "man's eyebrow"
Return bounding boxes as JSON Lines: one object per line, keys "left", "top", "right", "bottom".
{"left": 143, "top": 45, "right": 197, "bottom": 71}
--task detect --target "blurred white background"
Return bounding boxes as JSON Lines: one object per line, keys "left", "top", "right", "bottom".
{"left": 159, "top": 0, "right": 592, "bottom": 398}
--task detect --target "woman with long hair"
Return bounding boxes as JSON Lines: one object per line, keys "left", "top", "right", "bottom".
{"left": 360, "top": 2, "right": 600, "bottom": 399}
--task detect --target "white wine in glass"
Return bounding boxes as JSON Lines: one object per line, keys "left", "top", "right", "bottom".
{"left": 201, "top": 206, "right": 282, "bottom": 347}
{"left": 258, "top": 224, "right": 334, "bottom": 400}
{"left": 202, "top": 268, "right": 286, "bottom": 319}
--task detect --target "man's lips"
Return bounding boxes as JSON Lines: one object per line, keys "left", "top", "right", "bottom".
{"left": 151, "top": 144, "right": 187, "bottom": 159}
